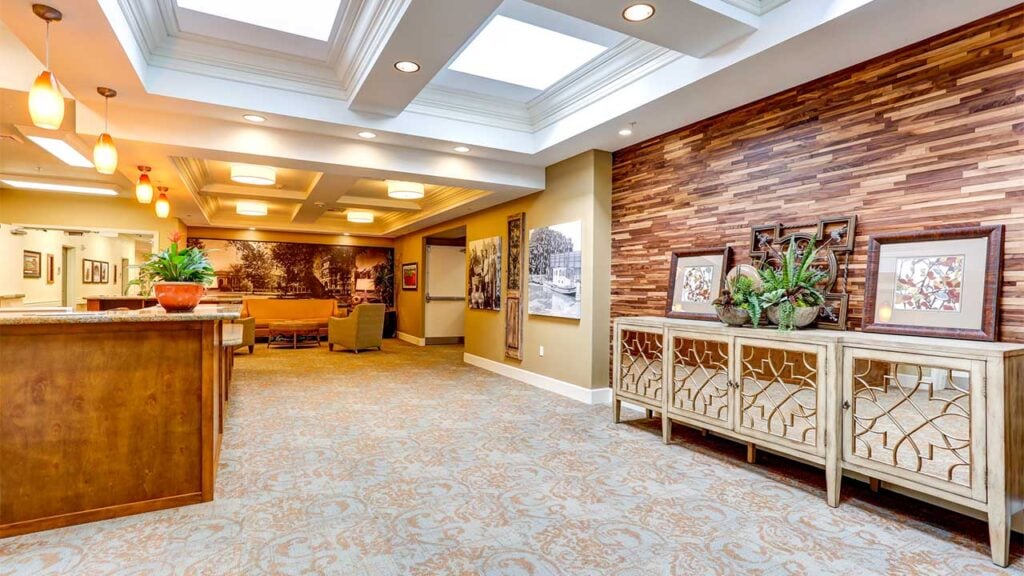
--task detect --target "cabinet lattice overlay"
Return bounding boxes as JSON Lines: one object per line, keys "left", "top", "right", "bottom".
{"left": 618, "top": 330, "right": 663, "bottom": 403}
{"left": 738, "top": 345, "right": 819, "bottom": 448}
{"left": 850, "top": 358, "right": 972, "bottom": 488}
{"left": 670, "top": 337, "right": 730, "bottom": 424}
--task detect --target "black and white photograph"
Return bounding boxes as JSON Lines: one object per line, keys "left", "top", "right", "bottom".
{"left": 468, "top": 236, "right": 501, "bottom": 310}
{"left": 528, "top": 220, "right": 581, "bottom": 319}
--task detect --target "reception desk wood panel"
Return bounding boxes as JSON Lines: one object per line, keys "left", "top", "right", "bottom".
{"left": 0, "top": 308, "right": 235, "bottom": 537}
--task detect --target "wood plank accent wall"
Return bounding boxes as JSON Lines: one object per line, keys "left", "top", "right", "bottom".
{"left": 611, "top": 6, "right": 1024, "bottom": 342}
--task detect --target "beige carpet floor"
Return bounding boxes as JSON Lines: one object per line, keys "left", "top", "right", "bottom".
{"left": 1, "top": 341, "right": 1020, "bottom": 575}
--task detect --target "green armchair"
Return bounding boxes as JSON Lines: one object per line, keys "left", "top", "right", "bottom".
{"left": 328, "top": 303, "right": 385, "bottom": 353}
{"left": 234, "top": 317, "right": 256, "bottom": 354}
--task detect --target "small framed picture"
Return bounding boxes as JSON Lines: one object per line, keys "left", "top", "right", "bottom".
{"left": 23, "top": 250, "right": 42, "bottom": 279}
{"left": 100, "top": 262, "right": 109, "bottom": 283}
{"left": 46, "top": 253, "right": 55, "bottom": 284}
{"left": 402, "top": 263, "right": 418, "bottom": 290}
{"left": 114, "top": 264, "right": 118, "bottom": 284}
{"left": 92, "top": 261, "right": 102, "bottom": 284}
{"left": 83, "top": 259, "right": 94, "bottom": 283}
{"left": 666, "top": 247, "right": 731, "bottom": 321}
{"left": 863, "top": 225, "right": 1003, "bottom": 341}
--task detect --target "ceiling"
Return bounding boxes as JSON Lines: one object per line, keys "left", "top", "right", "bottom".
{"left": 0, "top": 0, "right": 1018, "bottom": 236}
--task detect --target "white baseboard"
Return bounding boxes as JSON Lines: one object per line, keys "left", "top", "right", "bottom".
{"left": 463, "top": 352, "right": 610, "bottom": 405}
{"left": 397, "top": 332, "right": 425, "bottom": 346}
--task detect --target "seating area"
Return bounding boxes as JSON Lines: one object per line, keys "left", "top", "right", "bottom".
{"left": 0, "top": 2, "right": 1021, "bottom": 574}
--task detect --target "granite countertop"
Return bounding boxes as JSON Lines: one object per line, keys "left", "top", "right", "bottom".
{"left": 84, "top": 295, "right": 158, "bottom": 300}
{"left": 0, "top": 304, "right": 241, "bottom": 325}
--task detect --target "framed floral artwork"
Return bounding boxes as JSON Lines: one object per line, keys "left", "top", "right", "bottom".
{"left": 401, "top": 263, "right": 418, "bottom": 290}
{"left": 863, "top": 225, "right": 1003, "bottom": 341}
{"left": 666, "top": 247, "right": 731, "bottom": 321}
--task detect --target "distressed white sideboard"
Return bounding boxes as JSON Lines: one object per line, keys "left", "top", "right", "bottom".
{"left": 612, "top": 316, "right": 1024, "bottom": 567}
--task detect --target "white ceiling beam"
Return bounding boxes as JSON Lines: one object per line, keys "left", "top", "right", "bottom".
{"left": 292, "top": 174, "right": 358, "bottom": 224}
{"left": 336, "top": 195, "right": 421, "bottom": 212}
{"left": 347, "top": 0, "right": 504, "bottom": 117}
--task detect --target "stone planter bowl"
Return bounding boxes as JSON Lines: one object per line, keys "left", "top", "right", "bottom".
{"left": 715, "top": 305, "right": 750, "bottom": 327}
{"left": 767, "top": 305, "right": 820, "bottom": 328}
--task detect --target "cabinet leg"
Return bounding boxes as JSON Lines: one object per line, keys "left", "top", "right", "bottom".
{"left": 662, "top": 417, "right": 672, "bottom": 444}
{"left": 613, "top": 399, "right": 622, "bottom": 424}
{"left": 988, "top": 501, "right": 1011, "bottom": 567}
{"left": 826, "top": 458, "right": 841, "bottom": 508}
{"left": 645, "top": 408, "right": 653, "bottom": 419}
{"left": 869, "top": 478, "right": 880, "bottom": 493}
{"left": 746, "top": 443, "right": 757, "bottom": 464}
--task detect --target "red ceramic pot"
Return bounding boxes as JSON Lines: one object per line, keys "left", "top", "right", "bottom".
{"left": 154, "top": 282, "right": 206, "bottom": 312}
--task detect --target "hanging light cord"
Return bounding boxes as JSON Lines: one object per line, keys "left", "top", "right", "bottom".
{"left": 45, "top": 21, "right": 50, "bottom": 69}
{"left": 104, "top": 95, "right": 109, "bottom": 132}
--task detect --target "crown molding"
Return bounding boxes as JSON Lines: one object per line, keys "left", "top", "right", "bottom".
{"left": 170, "top": 156, "right": 215, "bottom": 221}
{"left": 407, "top": 87, "right": 533, "bottom": 132}
{"left": 380, "top": 186, "right": 490, "bottom": 233}
{"left": 719, "top": 0, "right": 790, "bottom": 16}
{"left": 332, "top": 0, "right": 410, "bottom": 98}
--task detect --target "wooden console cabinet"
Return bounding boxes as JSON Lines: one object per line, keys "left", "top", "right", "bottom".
{"left": 613, "top": 317, "right": 1024, "bottom": 566}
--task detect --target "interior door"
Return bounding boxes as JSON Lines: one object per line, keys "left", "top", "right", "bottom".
{"left": 424, "top": 244, "right": 466, "bottom": 341}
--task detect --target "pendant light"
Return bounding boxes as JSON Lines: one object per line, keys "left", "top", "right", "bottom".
{"left": 28, "top": 4, "right": 65, "bottom": 130}
{"left": 135, "top": 166, "right": 153, "bottom": 204}
{"left": 155, "top": 187, "right": 170, "bottom": 219}
{"left": 93, "top": 87, "right": 118, "bottom": 174}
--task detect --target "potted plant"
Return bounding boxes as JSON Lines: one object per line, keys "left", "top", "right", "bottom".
{"left": 140, "top": 232, "right": 215, "bottom": 312}
{"left": 713, "top": 274, "right": 763, "bottom": 327}
{"left": 758, "top": 237, "right": 828, "bottom": 331}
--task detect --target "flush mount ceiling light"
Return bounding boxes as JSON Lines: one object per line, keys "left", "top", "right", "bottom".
{"left": 448, "top": 15, "right": 606, "bottom": 91}
{"left": 453, "top": 146, "right": 470, "bottom": 153}
{"left": 242, "top": 113, "right": 266, "bottom": 123}
{"left": 386, "top": 180, "right": 425, "bottom": 200}
{"left": 28, "top": 4, "right": 65, "bottom": 130}
{"left": 93, "top": 87, "right": 118, "bottom": 175}
{"left": 622, "top": 3, "right": 655, "bottom": 22}
{"left": 618, "top": 122, "right": 636, "bottom": 136}
{"left": 394, "top": 61, "right": 420, "bottom": 73}
{"left": 176, "top": 0, "right": 342, "bottom": 41}
{"left": 230, "top": 163, "right": 276, "bottom": 186}
{"left": 1, "top": 178, "right": 117, "bottom": 196}
{"left": 346, "top": 211, "right": 374, "bottom": 223}
{"left": 155, "top": 187, "right": 170, "bottom": 218}
{"left": 135, "top": 166, "right": 153, "bottom": 204}
{"left": 25, "top": 135, "right": 93, "bottom": 167}
{"left": 236, "top": 200, "right": 269, "bottom": 216}
{"left": 357, "top": 131, "right": 377, "bottom": 139}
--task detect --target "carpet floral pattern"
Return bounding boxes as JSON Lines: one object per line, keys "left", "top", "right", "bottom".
{"left": 1, "top": 342, "right": 1020, "bottom": 575}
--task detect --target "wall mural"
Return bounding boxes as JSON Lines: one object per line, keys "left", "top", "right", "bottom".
{"left": 187, "top": 237, "right": 394, "bottom": 309}
{"left": 505, "top": 213, "right": 525, "bottom": 359}
{"left": 468, "top": 236, "right": 501, "bottom": 310}
{"left": 528, "top": 220, "right": 582, "bottom": 320}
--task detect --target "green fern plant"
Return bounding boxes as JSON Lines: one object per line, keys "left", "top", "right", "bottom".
{"left": 759, "top": 237, "right": 827, "bottom": 331}
{"left": 713, "top": 274, "right": 764, "bottom": 327}
{"left": 139, "top": 232, "right": 214, "bottom": 284}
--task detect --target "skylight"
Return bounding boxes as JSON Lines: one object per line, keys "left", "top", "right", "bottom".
{"left": 176, "top": 0, "right": 342, "bottom": 41}
{"left": 449, "top": 15, "right": 607, "bottom": 91}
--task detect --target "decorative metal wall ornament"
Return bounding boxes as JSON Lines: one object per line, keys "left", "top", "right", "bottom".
{"left": 505, "top": 212, "right": 525, "bottom": 360}
{"left": 749, "top": 215, "right": 857, "bottom": 330}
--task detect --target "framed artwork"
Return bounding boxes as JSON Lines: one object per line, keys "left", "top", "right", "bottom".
{"left": 100, "top": 262, "right": 109, "bottom": 284}
{"left": 863, "top": 225, "right": 1003, "bottom": 341}
{"left": 666, "top": 247, "right": 731, "bottom": 321}
{"left": 92, "top": 261, "right": 102, "bottom": 284}
{"left": 402, "top": 263, "right": 418, "bottom": 290}
{"left": 468, "top": 236, "right": 501, "bottom": 310}
{"left": 46, "top": 253, "right": 55, "bottom": 284}
{"left": 528, "top": 220, "right": 581, "bottom": 320}
{"left": 114, "top": 264, "right": 118, "bottom": 285}
{"left": 23, "top": 251, "right": 42, "bottom": 278}
{"left": 505, "top": 212, "right": 525, "bottom": 360}
{"left": 83, "top": 259, "right": 94, "bottom": 283}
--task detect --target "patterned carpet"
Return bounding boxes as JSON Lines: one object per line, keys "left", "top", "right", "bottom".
{"left": 1, "top": 341, "right": 1020, "bottom": 575}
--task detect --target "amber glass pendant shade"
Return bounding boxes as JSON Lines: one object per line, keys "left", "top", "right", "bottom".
{"left": 93, "top": 133, "right": 117, "bottom": 174}
{"left": 29, "top": 70, "right": 64, "bottom": 130}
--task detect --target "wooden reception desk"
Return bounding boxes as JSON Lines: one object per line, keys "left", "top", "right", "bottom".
{"left": 0, "top": 305, "right": 239, "bottom": 537}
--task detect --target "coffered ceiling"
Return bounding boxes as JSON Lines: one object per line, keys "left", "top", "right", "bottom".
{"left": 0, "top": 0, "right": 1018, "bottom": 236}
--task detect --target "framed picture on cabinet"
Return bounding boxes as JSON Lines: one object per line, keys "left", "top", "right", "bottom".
{"left": 401, "top": 263, "right": 418, "bottom": 290}
{"left": 666, "top": 247, "right": 731, "bottom": 321}
{"left": 862, "top": 225, "right": 1003, "bottom": 341}
{"left": 23, "top": 250, "right": 42, "bottom": 279}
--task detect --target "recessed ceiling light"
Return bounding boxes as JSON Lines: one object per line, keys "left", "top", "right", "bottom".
{"left": 386, "top": 180, "right": 425, "bottom": 200}
{"left": 622, "top": 4, "right": 655, "bottom": 22}
{"left": 347, "top": 211, "right": 374, "bottom": 223}
{"left": 230, "top": 164, "right": 276, "bottom": 186}
{"left": 453, "top": 146, "right": 470, "bottom": 153}
{"left": 358, "top": 131, "right": 377, "bottom": 139}
{"left": 394, "top": 61, "right": 420, "bottom": 73}
{"left": 25, "top": 135, "right": 94, "bottom": 168}
{"left": 448, "top": 15, "right": 607, "bottom": 90}
{"left": 1, "top": 179, "right": 118, "bottom": 196}
{"left": 236, "top": 201, "right": 268, "bottom": 216}
{"left": 243, "top": 114, "right": 266, "bottom": 123}
{"left": 618, "top": 128, "right": 633, "bottom": 136}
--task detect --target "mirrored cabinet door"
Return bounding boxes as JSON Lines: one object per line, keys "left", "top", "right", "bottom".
{"left": 615, "top": 327, "right": 665, "bottom": 409}
{"left": 666, "top": 331, "right": 733, "bottom": 431}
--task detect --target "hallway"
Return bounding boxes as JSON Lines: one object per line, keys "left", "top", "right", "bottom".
{"left": 1, "top": 342, "right": 1018, "bottom": 575}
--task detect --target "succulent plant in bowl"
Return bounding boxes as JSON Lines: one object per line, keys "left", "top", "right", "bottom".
{"left": 713, "top": 274, "right": 763, "bottom": 327}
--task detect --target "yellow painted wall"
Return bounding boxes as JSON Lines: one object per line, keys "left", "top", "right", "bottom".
{"left": 394, "top": 150, "right": 612, "bottom": 390}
